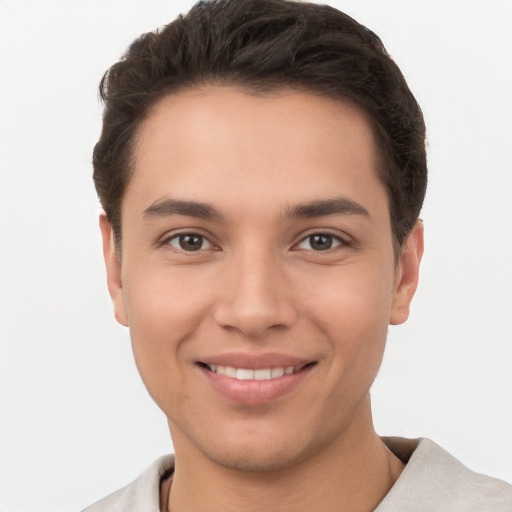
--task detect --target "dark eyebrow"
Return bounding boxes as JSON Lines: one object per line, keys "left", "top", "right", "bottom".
{"left": 143, "top": 197, "right": 368, "bottom": 221}
{"left": 143, "top": 198, "right": 223, "bottom": 220}
{"left": 285, "top": 198, "right": 370, "bottom": 219}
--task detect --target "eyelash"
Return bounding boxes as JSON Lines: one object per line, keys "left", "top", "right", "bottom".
{"left": 161, "top": 230, "right": 350, "bottom": 253}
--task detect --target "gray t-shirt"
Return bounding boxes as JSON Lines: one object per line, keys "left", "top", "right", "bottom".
{"left": 82, "top": 438, "right": 512, "bottom": 511}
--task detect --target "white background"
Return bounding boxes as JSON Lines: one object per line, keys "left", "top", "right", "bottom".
{"left": 0, "top": 1, "right": 511, "bottom": 510}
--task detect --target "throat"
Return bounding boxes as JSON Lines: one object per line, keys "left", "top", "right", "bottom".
{"left": 166, "top": 439, "right": 405, "bottom": 512}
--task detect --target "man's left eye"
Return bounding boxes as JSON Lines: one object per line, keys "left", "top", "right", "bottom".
{"left": 296, "top": 233, "right": 344, "bottom": 251}
{"left": 167, "top": 234, "right": 212, "bottom": 251}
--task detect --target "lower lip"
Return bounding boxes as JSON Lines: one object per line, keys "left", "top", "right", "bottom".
{"left": 200, "top": 365, "right": 313, "bottom": 406}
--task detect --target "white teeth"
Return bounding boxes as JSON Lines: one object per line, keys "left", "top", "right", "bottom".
{"left": 254, "top": 368, "right": 272, "bottom": 380}
{"left": 225, "top": 366, "right": 237, "bottom": 378}
{"left": 236, "top": 368, "right": 254, "bottom": 380}
{"left": 271, "top": 367, "right": 285, "bottom": 378}
{"left": 209, "top": 365, "right": 298, "bottom": 380}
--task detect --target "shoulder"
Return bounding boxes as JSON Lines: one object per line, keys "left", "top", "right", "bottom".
{"left": 81, "top": 455, "right": 175, "bottom": 512}
{"left": 377, "top": 438, "right": 512, "bottom": 512}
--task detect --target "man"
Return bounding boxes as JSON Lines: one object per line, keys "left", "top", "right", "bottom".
{"left": 84, "top": 0, "right": 512, "bottom": 510}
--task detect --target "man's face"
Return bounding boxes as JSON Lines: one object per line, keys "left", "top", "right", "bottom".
{"left": 102, "top": 87, "right": 422, "bottom": 472}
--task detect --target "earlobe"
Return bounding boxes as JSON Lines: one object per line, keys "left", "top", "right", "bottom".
{"left": 99, "top": 214, "right": 129, "bottom": 327}
{"left": 389, "top": 220, "right": 424, "bottom": 325}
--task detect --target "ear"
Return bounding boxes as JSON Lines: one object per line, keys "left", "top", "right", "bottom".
{"left": 99, "top": 214, "right": 129, "bottom": 327}
{"left": 389, "top": 220, "right": 424, "bottom": 325}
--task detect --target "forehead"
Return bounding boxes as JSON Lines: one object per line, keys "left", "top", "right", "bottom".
{"left": 127, "top": 86, "right": 385, "bottom": 216}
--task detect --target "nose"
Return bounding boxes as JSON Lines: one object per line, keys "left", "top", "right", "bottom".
{"left": 213, "top": 248, "right": 298, "bottom": 339}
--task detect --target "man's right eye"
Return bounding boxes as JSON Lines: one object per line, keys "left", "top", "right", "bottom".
{"left": 166, "top": 233, "right": 213, "bottom": 251}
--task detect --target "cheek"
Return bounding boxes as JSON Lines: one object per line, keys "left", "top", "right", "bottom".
{"left": 303, "top": 262, "right": 395, "bottom": 374}
{"left": 121, "top": 266, "right": 214, "bottom": 384}
{"left": 304, "top": 260, "right": 395, "bottom": 330}
{"left": 124, "top": 263, "right": 213, "bottom": 330}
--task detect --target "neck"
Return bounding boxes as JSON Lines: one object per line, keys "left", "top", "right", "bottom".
{"left": 166, "top": 398, "right": 404, "bottom": 512}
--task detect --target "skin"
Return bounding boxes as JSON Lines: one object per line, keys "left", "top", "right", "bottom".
{"left": 101, "top": 87, "right": 423, "bottom": 512}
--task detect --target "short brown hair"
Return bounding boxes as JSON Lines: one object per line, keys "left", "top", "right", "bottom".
{"left": 93, "top": 0, "right": 427, "bottom": 251}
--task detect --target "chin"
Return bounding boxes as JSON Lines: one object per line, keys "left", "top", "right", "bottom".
{"left": 192, "top": 420, "right": 333, "bottom": 475}
{"left": 206, "top": 442, "right": 309, "bottom": 474}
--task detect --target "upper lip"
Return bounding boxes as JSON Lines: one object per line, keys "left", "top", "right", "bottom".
{"left": 198, "top": 352, "right": 315, "bottom": 370}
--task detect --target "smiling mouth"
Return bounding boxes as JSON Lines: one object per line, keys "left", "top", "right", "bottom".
{"left": 197, "top": 360, "right": 317, "bottom": 405}
{"left": 198, "top": 362, "right": 315, "bottom": 381}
